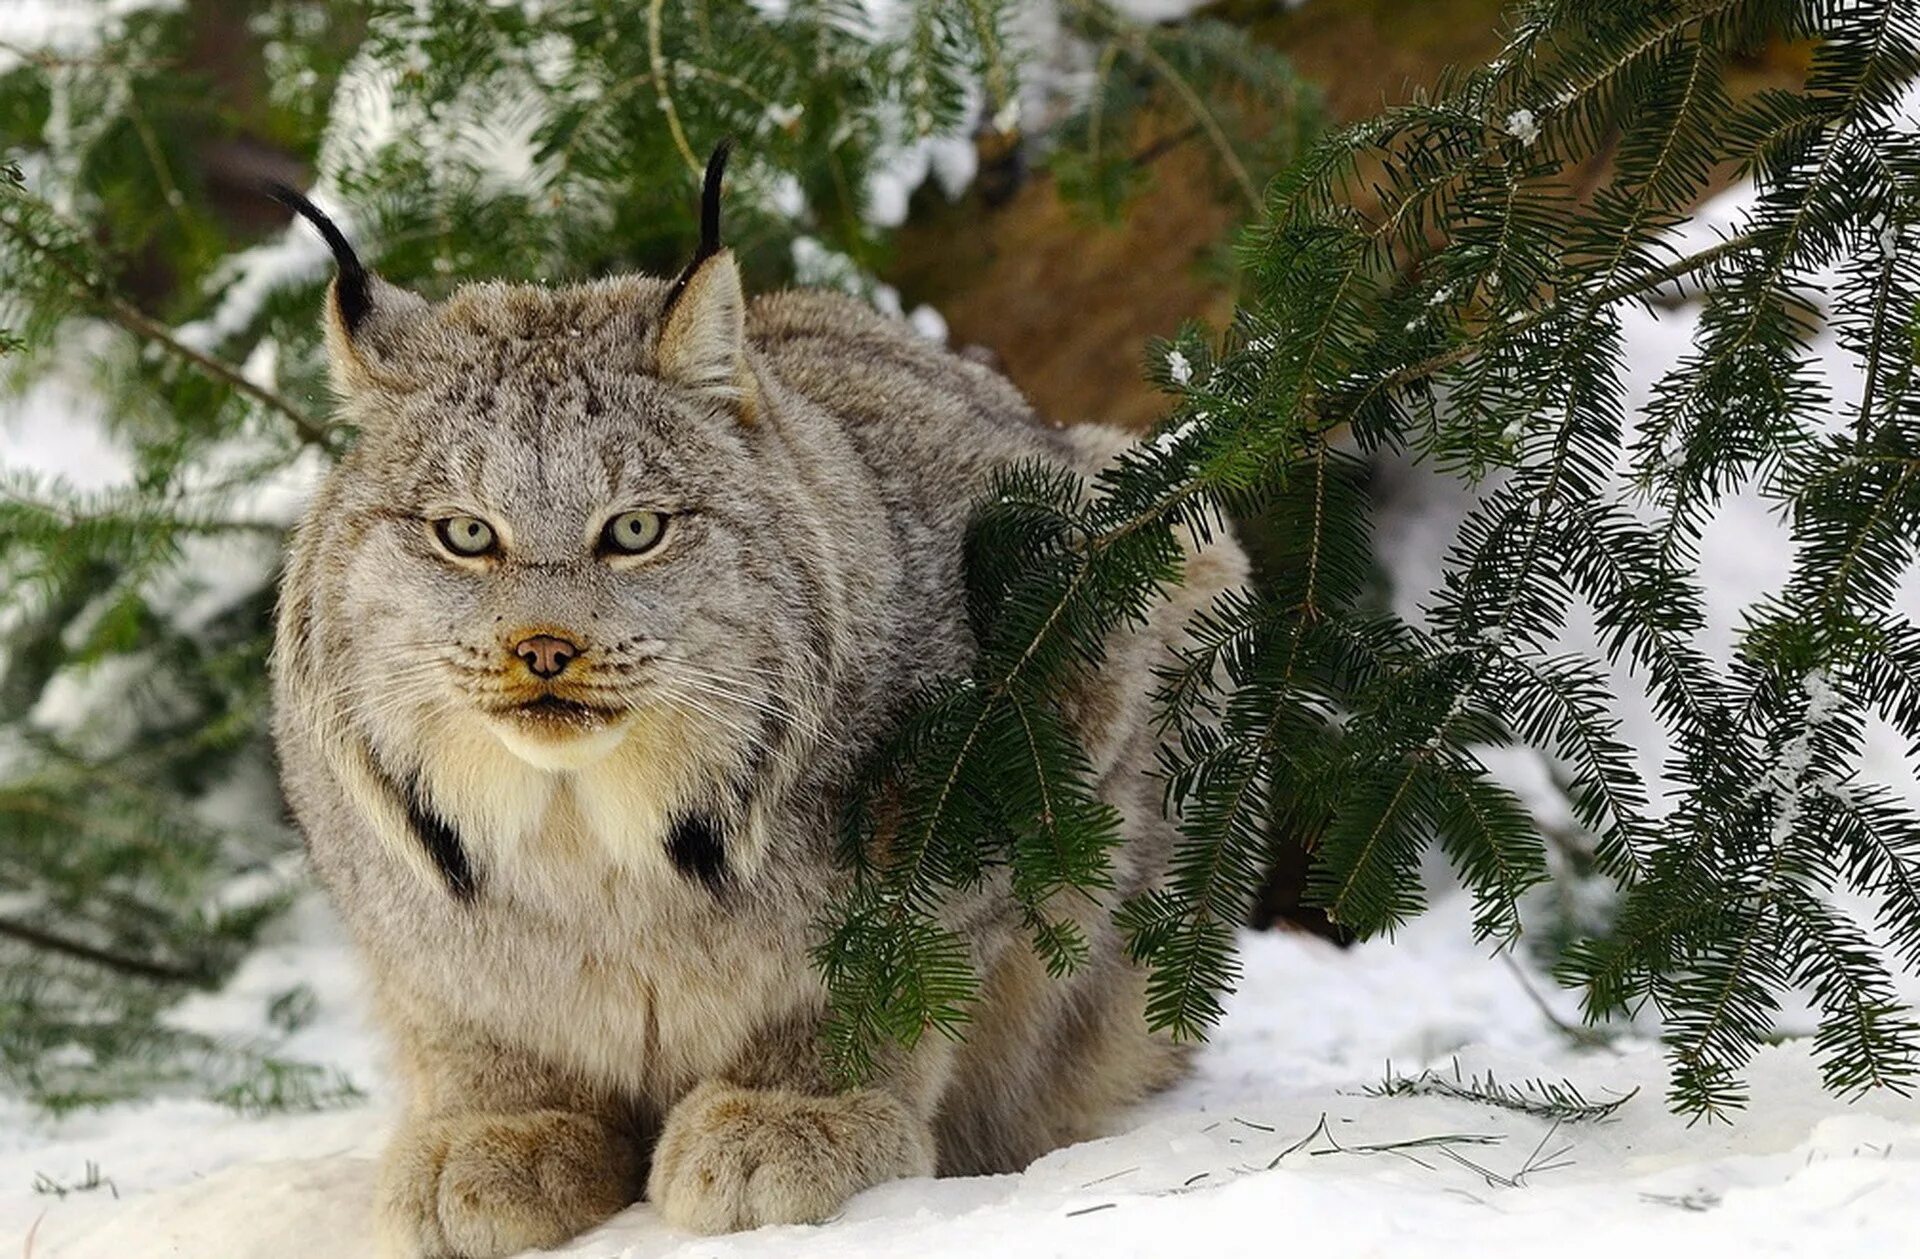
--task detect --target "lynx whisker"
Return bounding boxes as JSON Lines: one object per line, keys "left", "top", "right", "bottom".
{"left": 651, "top": 680, "right": 762, "bottom": 746}
{"left": 664, "top": 666, "right": 822, "bottom": 738}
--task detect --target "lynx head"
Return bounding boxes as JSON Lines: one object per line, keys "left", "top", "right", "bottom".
{"left": 277, "top": 144, "right": 827, "bottom": 892}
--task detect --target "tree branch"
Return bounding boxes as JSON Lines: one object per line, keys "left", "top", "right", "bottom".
{"left": 1357, "top": 229, "right": 1761, "bottom": 404}
{"left": 0, "top": 212, "right": 335, "bottom": 449}
{"left": 0, "top": 916, "right": 208, "bottom": 986}
{"left": 647, "top": 0, "right": 704, "bottom": 180}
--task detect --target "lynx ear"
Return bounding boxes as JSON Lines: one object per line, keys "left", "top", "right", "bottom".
{"left": 266, "top": 183, "right": 428, "bottom": 394}
{"left": 656, "top": 141, "right": 759, "bottom": 421}
{"left": 657, "top": 247, "right": 751, "bottom": 407}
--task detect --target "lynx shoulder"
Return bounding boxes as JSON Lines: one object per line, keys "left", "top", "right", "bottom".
{"left": 269, "top": 146, "right": 1247, "bottom": 1257}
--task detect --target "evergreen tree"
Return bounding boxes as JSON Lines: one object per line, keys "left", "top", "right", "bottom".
{"left": 0, "top": 2, "right": 1299, "bottom": 1108}
{"left": 823, "top": 0, "right": 1920, "bottom": 1120}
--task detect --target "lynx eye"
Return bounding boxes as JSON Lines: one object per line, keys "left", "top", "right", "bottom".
{"left": 432, "top": 515, "right": 498, "bottom": 558}
{"left": 600, "top": 510, "right": 669, "bottom": 557}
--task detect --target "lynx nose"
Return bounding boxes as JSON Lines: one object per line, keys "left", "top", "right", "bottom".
{"left": 514, "top": 634, "right": 579, "bottom": 679}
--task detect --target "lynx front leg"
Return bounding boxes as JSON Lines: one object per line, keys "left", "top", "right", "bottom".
{"left": 375, "top": 1011, "right": 644, "bottom": 1259}
{"left": 647, "top": 1082, "right": 934, "bottom": 1232}
{"left": 379, "top": 1109, "right": 641, "bottom": 1259}
{"left": 647, "top": 1026, "right": 947, "bottom": 1233}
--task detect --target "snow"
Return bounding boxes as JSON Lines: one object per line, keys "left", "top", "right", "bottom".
{"left": 1149, "top": 418, "right": 1198, "bottom": 455}
{"left": 789, "top": 238, "right": 948, "bottom": 343}
{"left": 0, "top": 0, "right": 177, "bottom": 72}
{"left": 908, "top": 304, "right": 950, "bottom": 344}
{"left": 0, "top": 376, "right": 131, "bottom": 493}
{"left": 1504, "top": 108, "right": 1540, "bottom": 147}
{"left": 9, "top": 891, "right": 1920, "bottom": 1258}
{"left": 864, "top": 129, "right": 981, "bottom": 229}
{"left": 1764, "top": 669, "right": 1842, "bottom": 841}
{"left": 1107, "top": 0, "right": 1228, "bottom": 21}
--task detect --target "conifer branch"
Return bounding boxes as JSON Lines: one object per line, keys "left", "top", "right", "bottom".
{"left": 1578, "top": 38, "right": 1713, "bottom": 293}
{"left": 1358, "top": 229, "right": 1760, "bottom": 405}
{"left": 647, "top": 0, "right": 704, "bottom": 179}
{"left": 0, "top": 917, "right": 208, "bottom": 986}
{"left": 0, "top": 213, "right": 334, "bottom": 449}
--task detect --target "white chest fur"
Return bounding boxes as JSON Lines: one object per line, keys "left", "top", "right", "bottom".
{"left": 400, "top": 709, "right": 812, "bottom": 1097}
{"left": 413, "top": 706, "right": 713, "bottom": 888}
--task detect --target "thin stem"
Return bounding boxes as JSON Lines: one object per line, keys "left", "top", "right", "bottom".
{"left": 1358, "top": 230, "right": 1759, "bottom": 405}
{"left": 1854, "top": 243, "right": 1896, "bottom": 444}
{"left": 0, "top": 474, "right": 289, "bottom": 536}
{"left": 961, "top": 0, "right": 1012, "bottom": 127}
{"left": 1087, "top": 40, "right": 1121, "bottom": 180}
{"left": 1126, "top": 32, "right": 1261, "bottom": 214}
{"left": 0, "top": 916, "right": 207, "bottom": 985}
{"left": 0, "top": 213, "right": 334, "bottom": 448}
{"left": 1500, "top": 951, "right": 1607, "bottom": 1045}
{"left": 1062, "top": 0, "right": 1261, "bottom": 214}
{"left": 0, "top": 38, "right": 164, "bottom": 72}
{"left": 648, "top": 0, "right": 704, "bottom": 179}
{"left": 121, "top": 78, "right": 189, "bottom": 232}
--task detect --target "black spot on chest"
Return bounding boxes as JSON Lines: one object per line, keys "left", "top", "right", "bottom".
{"left": 666, "top": 812, "right": 728, "bottom": 893}
{"left": 403, "top": 777, "right": 478, "bottom": 902}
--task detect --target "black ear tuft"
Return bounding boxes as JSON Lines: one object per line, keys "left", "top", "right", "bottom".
{"left": 662, "top": 139, "right": 734, "bottom": 318}
{"left": 699, "top": 138, "right": 732, "bottom": 260}
{"left": 264, "top": 182, "right": 372, "bottom": 334}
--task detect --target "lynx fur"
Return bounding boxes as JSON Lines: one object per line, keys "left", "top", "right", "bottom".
{"left": 269, "top": 149, "right": 1247, "bottom": 1257}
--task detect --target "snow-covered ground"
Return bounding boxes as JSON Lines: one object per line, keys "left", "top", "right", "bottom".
{"left": 8, "top": 892, "right": 1920, "bottom": 1258}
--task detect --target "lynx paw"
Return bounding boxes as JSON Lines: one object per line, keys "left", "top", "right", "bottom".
{"left": 647, "top": 1081, "right": 935, "bottom": 1234}
{"left": 377, "top": 1109, "right": 641, "bottom": 1259}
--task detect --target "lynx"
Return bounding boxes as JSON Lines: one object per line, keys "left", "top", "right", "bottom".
{"left": 270, "top": 144, "right": 1247, "bottom": 1258}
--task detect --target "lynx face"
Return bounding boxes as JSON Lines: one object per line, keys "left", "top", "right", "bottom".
{"left": 328, "top": 318, "right": 786, "bottom": 778}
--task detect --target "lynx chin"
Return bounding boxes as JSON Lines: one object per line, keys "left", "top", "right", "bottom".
{"left": 270, "top": 143, "right": 1247, "bottom": 1257}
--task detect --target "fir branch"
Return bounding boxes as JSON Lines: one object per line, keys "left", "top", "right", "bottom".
{"left": 1366, "top": 1058, "right": 1639, "bottom": 1122}
{"left": 0, "top": 212, "right": 333, "bottom": 449}
{"left": 647, "top": 0, "right": 704, "bottom": 179}
{"left": 1353, "top": 229, "right": 1761, "bottom": 410}
{"left": 832, "top": 0, "right": 1920, "bottom": 1118}
{"left": 0, "top": 917, "right": 208, "bottom": 986}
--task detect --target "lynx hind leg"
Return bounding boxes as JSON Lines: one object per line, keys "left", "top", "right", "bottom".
{"left": 939, "top": 932, "right": 1191, "bottom": 1176}
{"left": 648, "top": 1081, "right": 936, "bottom": 1234}
{"left": 377, "top": 1108, "right": 642, "bottom": 1259}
